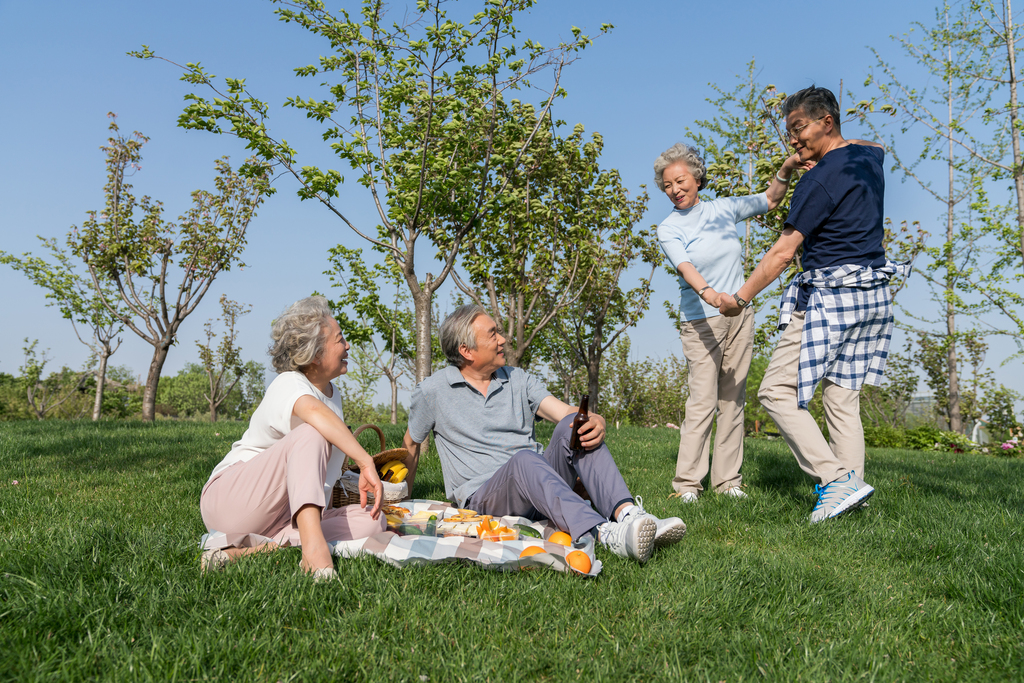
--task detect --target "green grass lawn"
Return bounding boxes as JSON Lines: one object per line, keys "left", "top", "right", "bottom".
{"left": 1, "top": 420, "right": 1022, "bottom": 682}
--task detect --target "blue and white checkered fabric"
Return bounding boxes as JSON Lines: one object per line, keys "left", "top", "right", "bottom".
{"left": 778, "top": 261, "right": 911, "bottom": 409}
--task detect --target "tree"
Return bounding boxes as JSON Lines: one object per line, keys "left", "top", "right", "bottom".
{"left": 19, "top": 340, "right": 91, "bottom": 420}
{"left": 137, "top": 0, "right": 607, "bottom": 383}
{"left": 1, "top": 238, "right": 126, "bottom": 421}
{"left": 324, "top": 246, "right": 414, "bottom": 424}
{"left": 866, "top": 1, "right": 1024, "bottom": 362}
{"left": 156, "top": 361, "right": 257, "bottom": 420}
{"left": 862, "top": 1, "right": 996, "bottom": 433}
{"left": 452, "top": 114, "right": 596, "bottom": 368}
{"left": 337, "top": 344, "right": 384, "bottom": 427}
{"left": 860, "top": 341, "right": 920, "bottom": 428}
{"left": 238, "top": 361, "right": 267, "bottom": 418}
{"left": 67, "top": 116, "right": 270, "bottom": 422}
{"left": 538, "top": 172, "right": 658, "bottom": 410}
{"left": 196, "top": 295, "right": 250, "bottom": 422}
{"left": 596, "top": 335, "right": 689, "bottom": 429}
{"left": 687, "top": 66, "right": 799, "bottom": 355}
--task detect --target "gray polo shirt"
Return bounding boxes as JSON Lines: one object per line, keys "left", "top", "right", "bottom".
{"left": 408, "top": 365, "right": 552, "bottom": 507}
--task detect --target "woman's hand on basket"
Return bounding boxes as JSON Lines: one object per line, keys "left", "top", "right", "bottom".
{"left": 359, "top": 466, "right": 384, "bottom": 519}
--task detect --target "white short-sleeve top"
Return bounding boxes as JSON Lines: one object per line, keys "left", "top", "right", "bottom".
{"left": 205, "top": 371, "right": 346, "bottom": 505}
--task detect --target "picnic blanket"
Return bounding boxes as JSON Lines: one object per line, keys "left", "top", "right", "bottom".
{"left": 200, "top": 499, "right": 601, "bottom": 577}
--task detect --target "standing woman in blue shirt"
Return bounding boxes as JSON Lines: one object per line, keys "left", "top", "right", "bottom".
{"left": 654, "top": 143, "right": 803, "bottom": 503}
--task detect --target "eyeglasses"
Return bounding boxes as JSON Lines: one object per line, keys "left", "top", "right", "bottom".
{"left": 786, "top": 116, "right": 824, "bottom": 139}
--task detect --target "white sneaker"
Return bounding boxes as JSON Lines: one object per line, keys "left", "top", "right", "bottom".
{"left": 722, "top": 487, "right": 748, "bottom": 499}
{"left": 598, "top": 514, "right": 656, "bottom": 563}
{"left": 631, "top": 496, "right": 686, "bottom": 548}
{"left": 676, "top": 491, "right": 699, "bottom": 504}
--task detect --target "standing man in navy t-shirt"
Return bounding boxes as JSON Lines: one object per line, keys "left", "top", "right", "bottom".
{"left": 719, "top": 85, "right": 908, "bottom": 523}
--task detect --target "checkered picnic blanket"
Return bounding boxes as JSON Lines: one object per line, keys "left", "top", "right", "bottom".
{"left": 778, "top": 261, "right": 911, "bottom": 409}
{"left": 200, "top": 500, "right": 601, "bottom": 577}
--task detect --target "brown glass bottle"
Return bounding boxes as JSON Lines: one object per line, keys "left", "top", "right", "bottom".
{"left": 569, "top": 394, "right": 589, "bottom": 451}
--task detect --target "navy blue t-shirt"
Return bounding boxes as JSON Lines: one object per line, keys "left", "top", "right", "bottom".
{"left": 785, "top": 144, "right": 887, "bottom": 309}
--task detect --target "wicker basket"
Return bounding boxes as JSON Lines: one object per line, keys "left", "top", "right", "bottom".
{"left": 331, "top": 424, "right": 410, "bottom": 508}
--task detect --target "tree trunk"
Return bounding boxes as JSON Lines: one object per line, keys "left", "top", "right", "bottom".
{"left": 142, "top": 341, "right": 171, "bottom": 422}
{"left": 946, "top": 29, "right": 962, "bottom": 434}
{"left": 210, "top": 401, "right": 218, "bottom": 423}
{"left": 586, "top": 349, "right": 602, "bottom": 413}
{"left": 1003, "top": 0, "right": 1024, "bottom": 271}
{"left": 91, "top": 345, "right": 110, "bottom": 421}
{"left": 413, "top": 290, "right": 432, "bottom": 384}
{"left": 389, "top": 375, "right": 398, "bottom": 425}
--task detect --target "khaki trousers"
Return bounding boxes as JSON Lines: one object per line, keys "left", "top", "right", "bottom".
{"left": 200, "top": 423, "right": 385, "bottom": 548}
{"left": 758, "top": 311, "right": 864, "bottom": 486}
{"left": 673, "top": 307, "right": 754, "bottom": 494}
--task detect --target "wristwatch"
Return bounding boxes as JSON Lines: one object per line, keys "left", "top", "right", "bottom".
{"left": 733, "top": 294, "right": 749, "bottom": 308}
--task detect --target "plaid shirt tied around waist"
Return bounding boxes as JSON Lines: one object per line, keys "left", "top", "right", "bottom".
{"left": 778, "top": 261, "right": 911, "bottom": 409}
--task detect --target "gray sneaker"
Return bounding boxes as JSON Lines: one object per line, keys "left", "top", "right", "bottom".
{"left": 810, "top": 471, "right": 874, "bottom": 523}
{"left": 598, "top": 514, "right": 656, "bottom": 563}
{"left": 631, "top": 496, "right": 687, "bottom": 548}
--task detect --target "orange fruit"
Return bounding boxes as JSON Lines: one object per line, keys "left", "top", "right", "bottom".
{"left": 548, "top": 531, "right": 572, "bottom": 547}
{"left": 518, "top": 545, "right": 545, "bottom": 571}
{"left": 565, "top": 550, "right": 592, "bottom": 574}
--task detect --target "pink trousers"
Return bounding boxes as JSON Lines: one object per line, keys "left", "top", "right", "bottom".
{"left": 200, "top": 423, "right": 385, "bottom": 548}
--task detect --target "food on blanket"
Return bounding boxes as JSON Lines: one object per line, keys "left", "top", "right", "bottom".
{"left": 548, "top": 531, "right": 572, "bottom": 547}
{"left": 513, "top": 524, "right": 541, "bottom": 538}
{"left": 379, "top": 460, "right": 409, "bottom": 483}
{"left": 385, "top": 513, "right": 405, "bottom": 528}
{"left": 397, "top": 524, "right": 424, "bottom": 535}
{"left": 518, "top": 545, "right": 545, "bottom": 570}
{"left": 436, "top": 520, "right": 476, "bottom": 537}
{"left": 446, "top": 509, "right": 484, "bottom": 523}
{"left": 477, "top": 517, "right": 519, "bottom": 542}
{"left": 425, "top": 515, "right": 437, "bottom": 536}
{"left": 383, "top": 505, "right": 410, "bottom": 516}
{"left": 566, "top": 550, "right": 592, "bottom": 574}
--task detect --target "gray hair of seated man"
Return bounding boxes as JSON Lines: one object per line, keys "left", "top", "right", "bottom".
{"left": 653, "top": 143, "right": 708, "bottom": 193}
{"left": 269, "top": 295, "right": 334, "bottom": 373}
{"left": 440, "top": 303, "right": 488, "bottom": 369}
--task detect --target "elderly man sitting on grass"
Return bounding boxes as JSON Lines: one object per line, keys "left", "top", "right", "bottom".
{"left": 398, "top": 304, "right": 686, "bottom": 564}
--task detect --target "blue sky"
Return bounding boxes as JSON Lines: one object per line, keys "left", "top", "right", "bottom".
{"left": 2, "top": 0, "right": 1019, "bottom": 407}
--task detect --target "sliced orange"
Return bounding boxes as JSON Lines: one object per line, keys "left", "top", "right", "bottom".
{"left": 565, "top": 550, "right": 592, "bottom": 574}
{"left": 547, "top": 531, "right": 572, "bottom": 547}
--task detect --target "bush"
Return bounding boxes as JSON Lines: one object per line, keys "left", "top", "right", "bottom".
{"left": 904, "top": 426, "right": 945, "bottom": 451}
{"left": 863, "top": 424, "right": 906, "bottom": 448}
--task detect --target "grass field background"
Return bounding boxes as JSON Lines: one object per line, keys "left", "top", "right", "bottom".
{"left": 1, "top": 420, "right": 1022, "bottom": 682}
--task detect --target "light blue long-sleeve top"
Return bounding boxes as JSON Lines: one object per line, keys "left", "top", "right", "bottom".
{"left": 657, "top": 193, "right": 769, "bottom": 321}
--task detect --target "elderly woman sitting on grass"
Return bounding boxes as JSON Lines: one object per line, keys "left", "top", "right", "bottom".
{"left": 200, "top": 296, "right": 385, "bottom": 580}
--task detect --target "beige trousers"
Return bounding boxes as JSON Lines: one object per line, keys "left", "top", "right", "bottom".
{"left": 200, "top": 423, "right": 385, "bottom": 548}
{"left": 673, "top": 307, "right": 754, "bottom": 494}
{"left": 758, "top": 311, "right": 864, "bottom": 486}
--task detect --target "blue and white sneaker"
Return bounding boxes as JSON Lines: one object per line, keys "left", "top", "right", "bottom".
{"left": 810, "top": 471, "right": 874, "bottom": 523}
